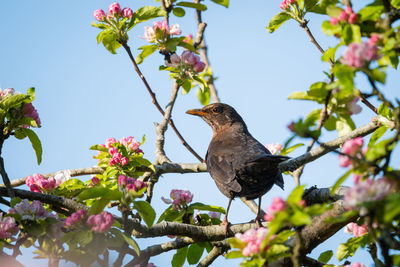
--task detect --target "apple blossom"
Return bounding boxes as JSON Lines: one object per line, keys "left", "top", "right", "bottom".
{"left": 341, "top": 42, "right": 379, "bottom": 68}
{"left": 0, "top": 213, "right": 19, "bottom": 239}
{"left": 235, "top": 227, "right": 270, "bottom": 257}
{"left": 344, "top": 222, "right": 368, "bottom": 237}
{"left": 347, "top": 97, "right": 362, "bottom": 115}
{"left": 9, "top": 199, "right": 56, "bottom": 221}
{"left": 265, "top": 143, "right": 283, "bottom": 155}
{"left": 108, "top": 2, "right": 121, "bottom": 16}
{"left": 87, "top": 211, "right": 114, "bottom": 233}
{"left": 65, "top": 210, "right": 87, "bottom": 227}
{"left": 162, "top": 189, "right": 194, "bottom": 210}
{"left": 264, "top": 197, "right": 286, "bottom": 221}
{"left": 94, "top": 9, "right": 106, "bottom": 21}
{"left": 122, "top": 7, "right": 133, "bottom": 19}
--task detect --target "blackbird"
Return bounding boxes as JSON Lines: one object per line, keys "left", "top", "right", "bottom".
{"left": 186, "top": 103, "right": 289, "bottom": 230}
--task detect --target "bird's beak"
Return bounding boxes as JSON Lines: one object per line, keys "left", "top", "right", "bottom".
{"left": 186, "top": 109, "right": 208, "bottom": 117}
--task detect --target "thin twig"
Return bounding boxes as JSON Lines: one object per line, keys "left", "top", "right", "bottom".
{"left": 197, "top": 246, "right": 226, "bottom": 267}
{"left": 121, "top": 43, "right": 204, "bottom": 162}
{"left": 154, "top": 82, "right": 180, "bottom": 164}
{"left": 194, "top": 0, "right": 220, "bottom": 103}
{"left": 0, "top": 156, "right": 14, "bottom": 198}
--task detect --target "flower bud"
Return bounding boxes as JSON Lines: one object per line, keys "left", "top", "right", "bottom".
{"left": 94, "top": 9, "right": 106, "bottom": 21}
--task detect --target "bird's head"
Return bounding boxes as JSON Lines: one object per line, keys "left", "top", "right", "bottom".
{"left": 186, "top": 103, "right": 247, "bottom": 132}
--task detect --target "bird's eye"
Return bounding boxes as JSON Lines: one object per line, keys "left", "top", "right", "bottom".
{"left": 212, "top": 107, "right": 222, "bottom": 113}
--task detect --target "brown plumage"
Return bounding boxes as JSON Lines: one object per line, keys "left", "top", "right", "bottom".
{"left": 186, "top": 103, "right": 289, "bottom": 230}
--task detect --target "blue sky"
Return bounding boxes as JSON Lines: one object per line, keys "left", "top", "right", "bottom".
{"left": 1, "top": 0, "right": 399, "bottom": 266}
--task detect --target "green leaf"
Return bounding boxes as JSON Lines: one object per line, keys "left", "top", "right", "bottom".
{"left": 227, "top": 237, "right": 246, "bottom": 249}
{"left": 308, "top": 82, "right": 328, "bottom": 99}
{"left": 342, "top": 24, "right": 361, "bottom": 45}
{"left": 266, "top": 12, "right": 291, "bottom": 33}
{"left": 172, "top": 246, "right": 188, "bottom": 267}
{"left": 324, "top": 115, "right": 337, "bottom": 131}
{"left": 101, "top": 30, "right": 121, "bottom": 54}
{"left": 176, "top": 2, "right": 207, "bottom": 11}
{"left": 336, "top": 114, "right": 356, "bottom": 136}
{"left": 136, "top": 45, "right": 158, "bottom": 64}
{"left": 134, "top": 157, "right": 156, "bottom": 172}
{"left": 224, "top": 250, "right": 243, "bottom": 259}
{"left": 289, "top": 211, "right": 312, "bottom": 226}
{"left": 288, "top": 91, "right": 318, "bottom": 101}
{"left": 305, "top": 0, "right": 318, "bottom": 11}
{"left": 365, "top": 138, "right": 396, "bottom": 161}
{"left": 280, "top": 143, "right": 304, "bottom": 156}
{"left": 287, "top": 186, "right": 305, "bottom": 204}
{"left": 157, "top": 206, "right": 181, "bottom": 223}
{"left": 326, "top": 5, "right": 342, "bottom": 17}
{"left": 88, "top": 198, "right": 110, "bottom": 215}
{"left": 172, "top": 7, "right": 186, "bottom": 17}
{"left": 128, "top": 6, "right": 166, "bottom": 29}
{"left": 19, "top": 129, "right": 42, "bottom": 165}
{"left": 89, "top": 144, "right": 108, "bottom": 152}
{"left": 321, "top": 20, "right": 341, "bottom": 36}
{"left": 308, "top": 0, "right": 339, "bottom": 14}
{"left": 322, "top": 45, "right": 340, "bottom": 62}
{"left": 196, "top": 88, "right": 210, "bottom": 106}
{"left": 0, "top": 94, "right": 30, "bottom": 110}
{"left": 392, "top": 0, "right": 400, "bottom": 8}
{"left": 358, "top": 0, "right": 385, "bottom": 21}
{"left": 336, "top": 236, "right": 369, "bottom": 261}
{"left": 210, "top": 0, "right": 229, "bottom": 8}
{"left": 368, "top": 126, "right": 388, "bottom": 147}
{"left": 10, "top": 197, "right": 22, "bottom": 208}
{"left": 331, "top": 170, "right": 351, "bottom": 195}
{"left": 187, "top": 243, "right": 204, "bottom": 264}
{"left": 77, "top": 187, "right": 121, "bottom": 202}
{"left": 189, "top": 202, "right": 226, "bottom": 213}
{"left": 134, "top": 201, "right": 156, "bottom": 227}
{"left": 370, "top": 68, "right": 386, "bottom": 84}
{"left": 318, "top": 250, "right": 333, "bottom": 263}
{"left": 383, "top": 193, "right": 400, "bottom": 222}
{"left": 110, "top": 228, "right": 140, "bottom": 255}
{"left": 377, "top": 103, "right": 394, "bottom": 119}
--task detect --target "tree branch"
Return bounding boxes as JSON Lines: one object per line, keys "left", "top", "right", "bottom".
{"left": 0, "top": 187, "right": 87, "bottom": 213}
{"left": 154, "top": 82, "right": 180, "bottom": 164}
{"left": 0, "top": 156, "right": 14, "bottom": 198}
{"left": 280, "top": 122, "right": 379, "bottom": 172}
{"left": 197, "top": 246, "right": 226, "bottom": 267}
{"left": 126, "top": 237, "right": 195, "bottom": 266}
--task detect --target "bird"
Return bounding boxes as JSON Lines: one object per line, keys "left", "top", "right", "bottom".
{"left": 186, "top": 103, "right": 289, "bottom": 231}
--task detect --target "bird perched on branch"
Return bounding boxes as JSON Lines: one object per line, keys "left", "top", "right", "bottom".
{"left": 186, "top": 103, "right": 289, "bottom": 232}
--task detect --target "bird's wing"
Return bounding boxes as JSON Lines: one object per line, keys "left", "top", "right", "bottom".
{"left": 245, "top": 155, "right": 289, "bottom": 189}
{"left": 206, "top": 149, "right": 242, "bottom": 193}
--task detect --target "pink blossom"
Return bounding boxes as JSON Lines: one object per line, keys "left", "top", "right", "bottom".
{"left": 279, "top": 1, "right": 288, "bottom": 9}
{"left": 143, "top": 26, "right": 156, "bottom": 42}
{"left": 0, "top": 213, "right": 19, "bottom": 239}
{"left": 348, "top": 13, "right": 358, "bottom": 24}
{"left": 347, "top": 97, "right": 362, "bottom": 115}
{"left": 183, "top": 34, "right": 193, "bottom": 44}
{"left": 0, "top": 88, "right": 15, "bottom": 99}
{"left": 339, "top": 11, "right": 349, "bottom": 21}
{"left": 341, "top": 42, "right": 380, "bottom": 68}
{"left": 163, "top": 189, "right": 194, "bottom": 210}
{"left": 345, "top": 263, "right": 367, "bottom": 267}
{"left": 65, "top": 210, "right": 87, "bottom": 227}
{"left": 108, "top": 2, "right": 121, "bottom": 16}
{"left": 235, "top": 227, "right": 270, "bottom": 257}
{"left": 330, "top": 17, "right": 339, "bottom": 25}
{"left": 122, "top": 7, "right": 133, "bottom": 19}
{"left": 344, "top": 222, "right": 368, "bottom": 237}
{"left": 345, "top": 6, "right": 353, "bottom": 14}
{"left": 194, "top": 61, "right": 206, "bottom": 73}
{"left": 121, "top": 157, "right": 129, "bottom": 166}
{"left": 344, "top": 177, "right": 394, "bottom": 209}
{"left": 54, "top": 170, "right": 71, "bottom": 187}
{"left": 208, "top": 211, "right": 220, "bottom": 218}
{"left": 118, "top": 175, "right": 127, "bottom": 187}
{"left": 105, "top": 137, "right": 117, "bottom": 148}
{"left": 264, "top": 197, "right": 286, "bottom": 221}
{"left": 94, "top": 9, "right": 106, "bottom": 21}
{"left": 120, "top": 136, "right": 141, "bottom": 152}
{"left": 368, "top": 33, "right": 379, "bottom": 45}
{"left": 342, "top": 137, "right": 363, "bottom": 155}
{"left": 26, "top": 173, "right": 58, "bottom": 192}
{"left": 91, "top": 176, "right": 100, "bottom": 185}
{"left": 170, "top": 54, "right": 181, "bottom": 64}
{"left": 22, "top": 103, "right": 41, "bottom": 127}
{"left": 87, "top": 211, "right": 114, "bottom": 233}
{"left": 287, "top": 122, "right": 295, "bottom": 132}
{"left": 265, "top": 143, "right": 283, "bottom": 155}
{"left": 108, "top": 147, "right": 118, "bottom": 156}
{"left": 169, "top": 24, "right": 182, "bottom": 35}
{"left": 9, "top": 199, "right": 55, "bottom": 221}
